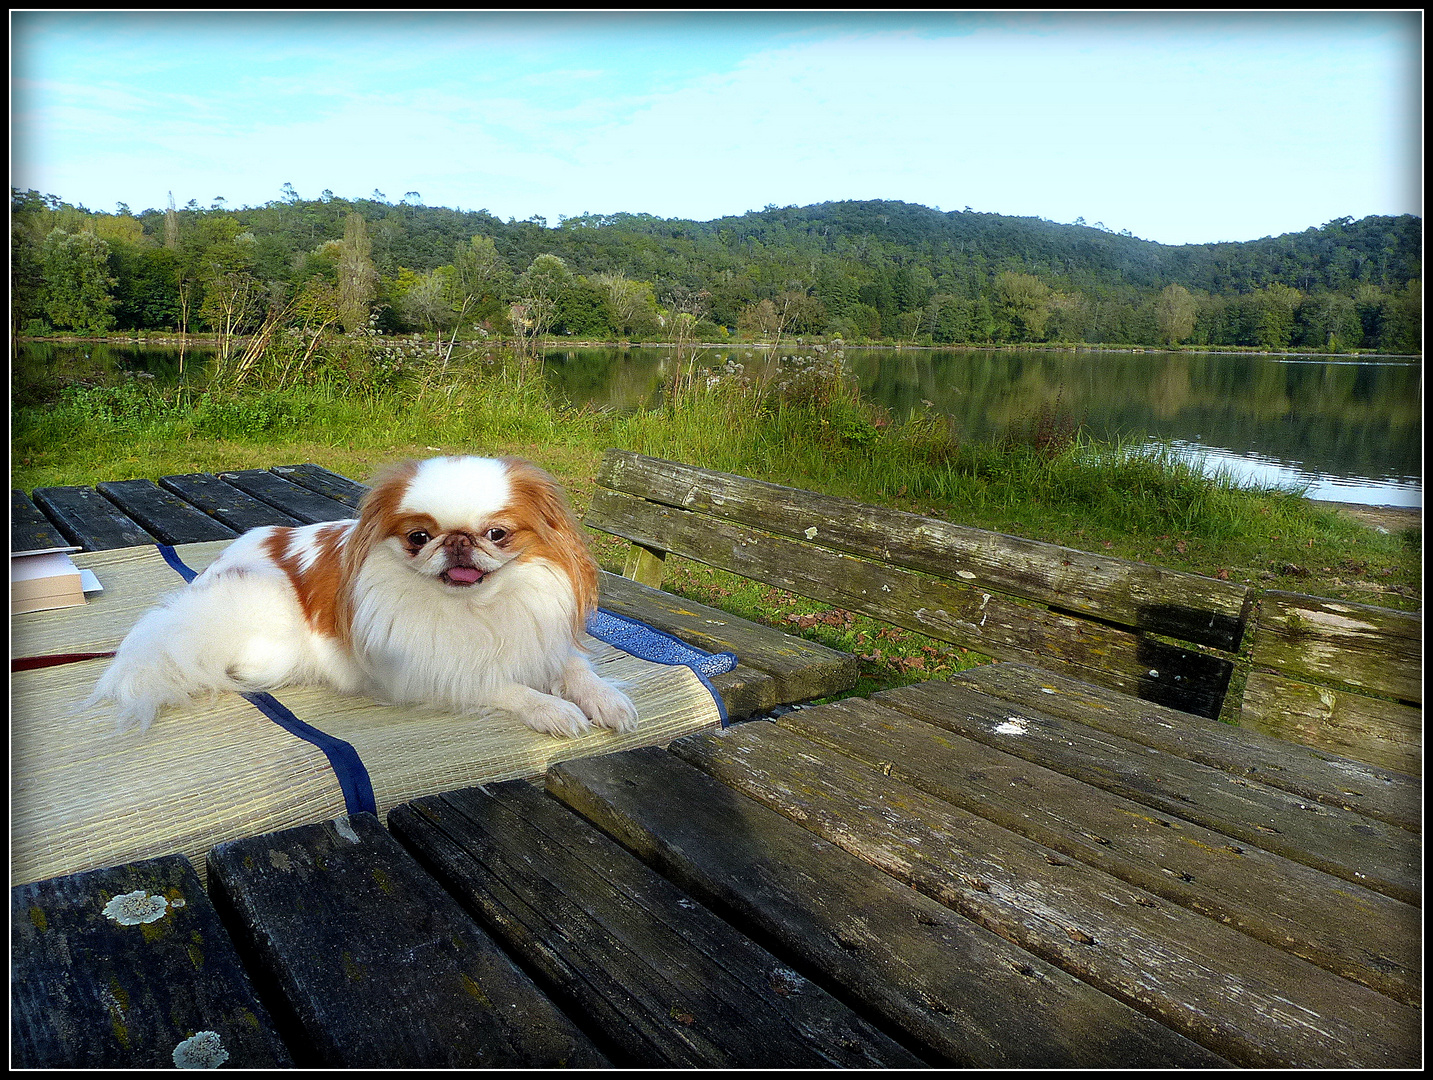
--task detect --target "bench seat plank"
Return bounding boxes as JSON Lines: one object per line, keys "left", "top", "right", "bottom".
{"left": 270, "top": 463, "right": 368, "bottom": 508}
{"left": 771, "top": 696, "right": 1420, "bottom": 1006}
{"left": 591, "top": 490, "right": 1231, "bottom": 716}
{"left": 12, "top": 489, "right": 70, "bottom": 552}
{"left": 216, "top": 469, "right": 357, "bottom": 524}
{"left": 874, "top": 681, "right": 1420, "bottom": 907}
{"left": 389, "top": 781, "right": 920, "bottom": 1067}
{"left": 598, "top": 569, "right": 858, "bottom": 706}
{"left": 596, "top": 449, "right": 1251, "bottom": 650}
{"left": 546, "top": 747, "right": 1225, "bottom": 1068}
{"left": 206, "top": 813, "right": 607, "bottom": 1068}
{"left": 11, "top": 855, "right": 292, "bottom": 1068}
{"left": 159, "top": 473, "right": 303, "bottom": 532}
{"left": 667, "top": 719, "right": 1419, "bottom": 1068}
{"left": 953, "top": 662, "right": 1420, "bottom": 832}
{"left": 94, "top": 478, "right": 237, "bottom": 544}
{"left": 30, "top": 485, "right": 157, "bottom": 551}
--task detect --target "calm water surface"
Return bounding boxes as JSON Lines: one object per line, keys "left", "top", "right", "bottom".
{"left": 18, "top": 342, "right": 1422, "bottom": 508}
{"left": 543, "top": 345, "right": 1423, "bottom": 508}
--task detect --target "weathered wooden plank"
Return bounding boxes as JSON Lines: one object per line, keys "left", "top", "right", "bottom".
{"left": 389, "top": 781, "right": 921, "bottom": 1067}
{"left": 206, "top": 813, "right": 607, "bottom": 1068}
{"left": 159, "top": 473, "right": 304, "bottom": 532}
{"left": 30, "top": 485, "right": 157, "bottom": 551}
{"left": 1241, "top": 670, "right": 1422, "bottom": 776}
{"left": 596, "top": 449, "right": 1251, "bottom": 650}
{"left": 773, "top": 696, "right": 1420, "bottom": 1006}
{"left": 589, "top": 489, "right": 1232, "bottom": 717}
{"left": 547, "top": 747, "right": 1226, "bottom": 1068}
{"left": 954, "top": 662, "right": 1420, "bottom": 833}
{"left": 1250, "top": 590, "right": 1421, "bottom": 704}
{"left": 874, "top": 681, "right": 1421, "bottom": 907}
{"left": 667, "top": 721, "right": 1419, "bottom": 1068}
{"left": 11, "top": 855, "right": 292, "bottom": 1068}
{"left": 270, "top": 462, "right": 368, "bottom": 508}
{"left": 216, "top": 469, "right": 357, "bottom": 524}
{"left": 95, "top": 478, "right": 238, "bottom": 544}
{"left": 12, "top": 489, "right": 69, "bottom": 552}
{"left": 705, "top": 663, "right": 777, "bottom": 720}
{"left": 598, "top": 568, "right": 859, "bottom": 706}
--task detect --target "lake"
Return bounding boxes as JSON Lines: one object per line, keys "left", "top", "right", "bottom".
{"left": 16, "top": 341, "right": 1422, "bottom": 508}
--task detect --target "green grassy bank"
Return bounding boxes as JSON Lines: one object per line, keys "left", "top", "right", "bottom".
{"left": 12, "top": 342, "right": 1420, "bottom": 697}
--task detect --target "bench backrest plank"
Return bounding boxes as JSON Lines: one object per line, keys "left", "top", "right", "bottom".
{"left": 1241, "top": 590, "right": 1422, "bottom": 774}
{"left": 598, "top": 450, "right": 1251, "bottom": 651}
{"left": 588, "top": 452, "right": 1243, "bottom": 718}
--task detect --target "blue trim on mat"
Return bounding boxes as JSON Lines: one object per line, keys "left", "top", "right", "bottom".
{"left": 156, "top": 544, "right": 377, "bottom": 816}
{"left": 586, "top": 608, "right": 737, "bottom": 727}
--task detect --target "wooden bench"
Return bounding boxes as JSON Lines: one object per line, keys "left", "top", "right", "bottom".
{"left": 586, "top": 449, "right": 1253, "bottom": 720}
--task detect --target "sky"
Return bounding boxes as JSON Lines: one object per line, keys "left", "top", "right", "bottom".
{"left": 10, "top": 10, "right": 1422, "bottom": 246}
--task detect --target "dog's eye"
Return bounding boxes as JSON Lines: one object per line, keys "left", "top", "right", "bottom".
{"left": 484, "top": 527, "right": 508, "bottom": 544}
{"left": 406, "top": 530, "right": 431, "bottom": 547}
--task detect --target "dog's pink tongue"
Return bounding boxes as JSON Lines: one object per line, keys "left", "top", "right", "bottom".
{"left": 446, "top": 566, "right": 483, "bottom": 584}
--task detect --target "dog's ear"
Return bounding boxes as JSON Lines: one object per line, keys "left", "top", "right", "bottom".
{"left": 501, "top": 458, "right": 598, "bottom": 629}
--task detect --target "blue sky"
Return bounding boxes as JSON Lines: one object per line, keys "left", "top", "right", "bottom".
{"left": 10, "top": 11, "right": 1421, "bottom": 245}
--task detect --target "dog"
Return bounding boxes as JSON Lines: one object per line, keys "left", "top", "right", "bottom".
{"left": 89, "top": 455, "right": 639, "bottom": 737}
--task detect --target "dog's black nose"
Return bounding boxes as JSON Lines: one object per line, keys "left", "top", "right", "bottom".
{"left": 444, "top": 532, "right": 476, "bottom": 563}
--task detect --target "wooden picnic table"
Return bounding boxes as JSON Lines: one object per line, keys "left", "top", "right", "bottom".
{"left": 11, "top": 466, "right": 1421, "bottom": 1068}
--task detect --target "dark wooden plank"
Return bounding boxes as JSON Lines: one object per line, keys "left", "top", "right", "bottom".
{"left": 159, "top": 472, "right": 303, "bottom": 531}
{"left": 1240, "top": 670, "right": 1421, "bottom": 775}
{"left": 705, "top": 662, "right": 777, "bottom": 720}
{"left": 30, "top": 485, "right": 158, "bottom": 551}
{"left": 206, "top": 813, "right": 606, "bottom": 1068}
{"left": 954, "top": 661, "right": 1420, "bottom": 833}
{"left": 598, "top": 569, "right": 858, "bottom": 705}
{"left": 874, "top": 680, "right": 1421, "bottom": 907}
{"left": 589, "top": 489, "right": 1232, "bottom": 717}
{"left": 11, "top": 854, "right": 292, "bottom": 1068}
{"left": 596, "top": 449, "right": 1252, "bottom": 650}
{"left": 546, "top": 747, "right": 1226, "bottom": 1068}
{"left": 95, "top": 478, "right": 237, "bottom": 544}
{"left": 774, "top": 696, "right": 1421, "bottom": 1006}
{"left": 215, "top": 469, "right": 357, "bottom": 524}
{"left": 270, "top": 462, "right": 368, "bottom": 508}
{"left": 667, "top": 720, "right": 1419, "bottom": 1068}
{"left": 389, "top": 781, "right": 922, "bottom": 1067}
{"left": 1251, "top": 590, "right": 1421, "bottom": 703}
{"left": 12, "top": 489, "right": 70, "bottom": 552}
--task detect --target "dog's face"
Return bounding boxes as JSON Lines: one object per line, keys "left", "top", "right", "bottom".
{"left": 345, "top": 456, "right": 597, "bottom": 625}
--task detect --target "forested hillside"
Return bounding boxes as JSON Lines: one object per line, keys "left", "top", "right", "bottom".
{"left": 11, "top": 187, "right": 1421, "bottom": 353}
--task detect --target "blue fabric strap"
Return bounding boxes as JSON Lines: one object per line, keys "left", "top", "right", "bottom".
{"left": 586, "top": 608, "right": 737, "bottom": 727}
{"left": 156, "top": 544, "right": 377, "bottom": 816}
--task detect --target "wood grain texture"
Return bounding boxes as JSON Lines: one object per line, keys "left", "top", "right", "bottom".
{"left": 31, "top": 486, "right": 157, "bottom": 551}
{"left": 874, "top": 680, "right": 1421, "bottom": 907}
{"left": 589, "top": 488, "right": 1232, "bottom": 716}
{"left": 596, "top": 449, "right": 1251, "bottom": 650}
{"left": 95, "top": 478, "right": 237, "bottom": 544}
{"left": 270, "top": 463, "right": 368, "bottom": 508}
{"left": 11, "top": 855, "right": 292, "bottom": 1068}
{"left": 1240, "top": 670, "right": 1422, "bottom": 776}
{"left": 954, "top": 661, "right": 1420, "bottom": 833}
{"left": 159, "top": 473, "right": 303, "bottom": 532}
{"left": 1250, "top": 591, "right": 1421, "bottom": 704}
{"left": 206, "top": 813, "right": 606, "bottom": 1068}
{"left": 666, "top": 720, "right": 1418, "bottom": 1068}
{"left": 215, "top": 469, "right": 357, "bottom": 525}
{"left": 546, "top": 746, "right": 1226, "bottom": 1068}
{"left": 389, "top": 781, "right": 921, "bottom": 1067}
{"left": 773, "top": 695, "right": 1420, "bottom": 1006}
{"left": 11, "top": 489, "right": 69, "bottom": 553}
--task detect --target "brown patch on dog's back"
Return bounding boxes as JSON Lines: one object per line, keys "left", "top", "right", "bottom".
{"left": 264, "top": 521, "right": 354, "bottom": 640}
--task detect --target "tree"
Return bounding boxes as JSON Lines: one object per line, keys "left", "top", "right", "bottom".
{"left": 395, "top": 267, "right": 456, "bottom": 333}
{"left": 513, "top": 253, "right": 572, "bottom": 360}
{"left": 199, "top": 269, "right": 262, "bottom": 359}
{"left": 994, "top": 271, "right": 1052, "bottom": 341}
{"left": 1154, "top": 284, "right": 1198, "bottom": 345}
{"left": 336, "top": 213, "right": 379, "bottom": 332}
{"left": 40, "top": 228, "right": 118, "bottom": 332}
{"left": 451, "top": 234, "right": 510, "bottom": 321}
{"left": 596, "top": 272, "right": 658, "bottom": 339}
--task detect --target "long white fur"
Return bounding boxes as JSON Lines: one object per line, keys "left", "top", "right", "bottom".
{"left": 87, "top": 457, "right": 638, "bottom": 738}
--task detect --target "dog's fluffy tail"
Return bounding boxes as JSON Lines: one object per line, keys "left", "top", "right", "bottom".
{"left": 87, "top": 574, "right": 305, "bottom": 732}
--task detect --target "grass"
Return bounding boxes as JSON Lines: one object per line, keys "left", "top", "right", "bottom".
{"left": 11, "top": 339, "right": 1422, "bottom": 699}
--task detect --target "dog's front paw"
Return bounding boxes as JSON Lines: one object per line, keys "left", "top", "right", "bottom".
{"left": 521, "top": 694, "right": 592, "bottom": 738}
{"left": 575, "top": 681, "right": 640, "bottom": 734}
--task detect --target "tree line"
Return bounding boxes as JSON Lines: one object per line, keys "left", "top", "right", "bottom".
{"left": 10, "top": 187, "right": 1421, "bottom": 354}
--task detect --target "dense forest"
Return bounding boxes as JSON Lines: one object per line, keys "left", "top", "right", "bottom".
{"left": 10, "top": 186, "right": 1422, "bottom": 353}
